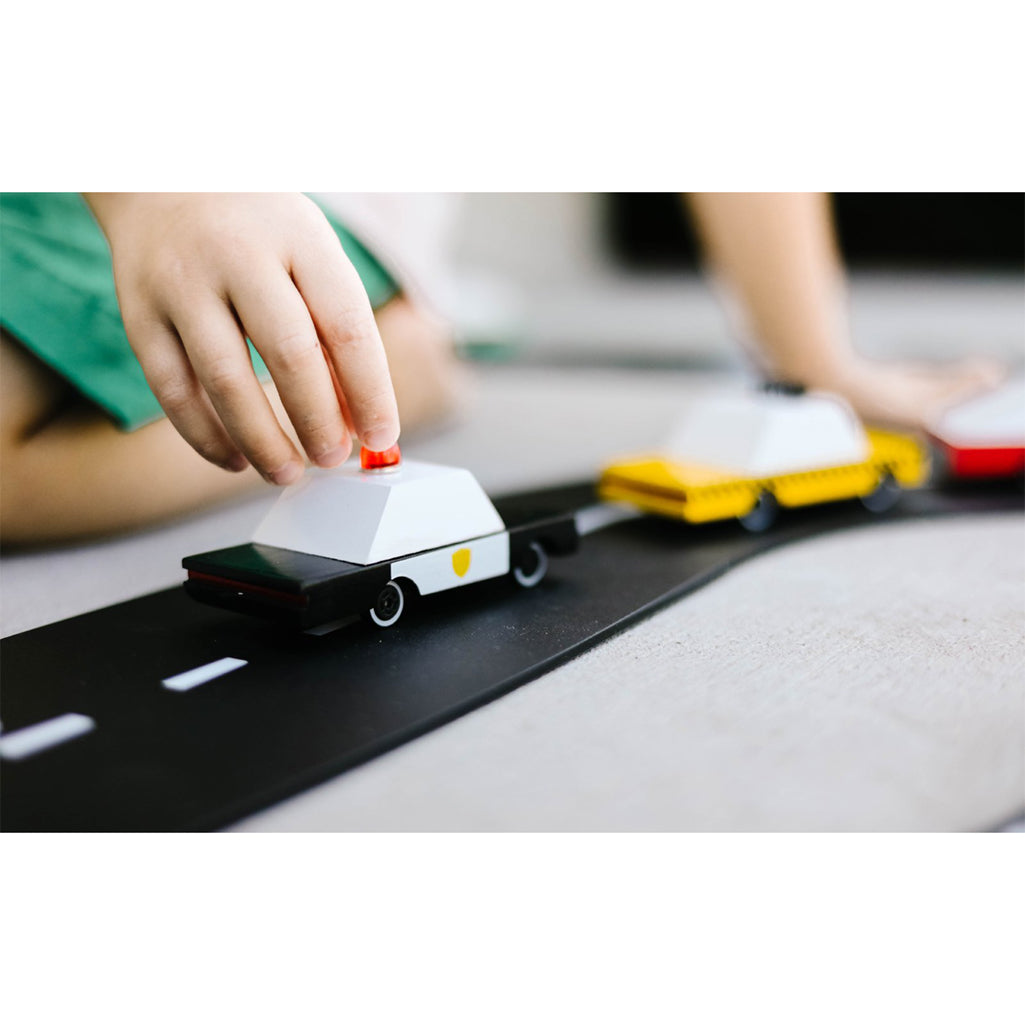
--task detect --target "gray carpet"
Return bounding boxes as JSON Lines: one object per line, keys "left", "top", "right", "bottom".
{"left": 232, "top": 514, "right": 1025, "bottom": 832}
{"left": 3, "top": 363, "right": 1023, "bottom": 831}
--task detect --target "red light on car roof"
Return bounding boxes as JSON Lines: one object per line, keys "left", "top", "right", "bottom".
{"left": 360, "top": 443, "right": 402, "bottom": 471}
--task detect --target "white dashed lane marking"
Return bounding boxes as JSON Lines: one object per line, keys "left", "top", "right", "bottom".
{"left": 162, "top": 657, "right": 248, "bottom": 692}
{"left": 574, "top": 502, "right": 642, "bottom": 536}
{"left": 0, "top": 713, "right": 96, "bottom": 761}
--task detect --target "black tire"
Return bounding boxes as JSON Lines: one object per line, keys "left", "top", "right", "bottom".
{"left": 738, "top": 492, "right": 779, "bottom": 533}
{"left": 368, "top": 580, "right": 405, "bottom": 627}
{"left": 513, "top": 541, "right": 549, "bottom": 588}
{"left": 861, "top": 473, "right": 902, "bottom": 513}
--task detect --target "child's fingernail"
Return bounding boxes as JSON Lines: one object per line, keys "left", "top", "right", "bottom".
{"left": 364, "top": 428, "right": 399, "bottom": 452}
{"left": 268, "top": 461, "right": 303, "bottom": 486}
{"left": 314, "top": 442, "right": 350, "bottom": 469}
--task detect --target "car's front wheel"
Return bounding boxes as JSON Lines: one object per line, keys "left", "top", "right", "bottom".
{"left": 368, "top": 580, "right": 406, "bottom": 627}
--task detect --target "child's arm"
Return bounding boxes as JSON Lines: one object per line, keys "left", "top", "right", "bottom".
{"left": 85, "top": 193, "right": 399, "bottom": 485}
{"left": 685, "top": 192, "right": 1002, "bottom": 429}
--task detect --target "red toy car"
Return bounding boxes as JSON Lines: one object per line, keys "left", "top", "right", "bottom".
{"left": 930, "top": 376, "right": 1025, "bottom": 479}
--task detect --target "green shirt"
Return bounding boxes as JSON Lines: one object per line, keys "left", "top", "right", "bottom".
{"left": 0, "top": 193, "right": 398, "bottom": 430}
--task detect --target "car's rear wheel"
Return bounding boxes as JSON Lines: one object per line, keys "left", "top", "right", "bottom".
{"left": 513, "top": 541, "right": 549, "bottom": 588}
{"left": 738, "top": 491, "right": 778, "bottom": 533}
{"left": 368, "top": 580, "right": 405, "bottom": 627}
{"left": 861, "top": 473, "right": 901, "bottom": 513}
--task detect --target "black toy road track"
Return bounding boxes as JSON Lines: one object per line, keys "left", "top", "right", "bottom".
{"left": 1, "top": 480, "right": 1021, "bottom": 831}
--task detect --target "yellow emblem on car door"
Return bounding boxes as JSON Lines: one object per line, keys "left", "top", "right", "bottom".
{"left": 452, "top": 548, "right": 472, "bottom": 577}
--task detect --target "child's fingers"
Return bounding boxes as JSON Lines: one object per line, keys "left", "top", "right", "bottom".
{"left": 124, "top": 314, "right": 248, "bottom": 471}
{"left": 171, "top": 299, "right": 304, "bottom": 485}
{"left": 229, "top": 263, "right": 351, "bottom": 469}
{"left": 290, "top": 239, "right": 400, "bottom": 452}
{"left": 325, "top": 356, "right": 358, "bottom": 437}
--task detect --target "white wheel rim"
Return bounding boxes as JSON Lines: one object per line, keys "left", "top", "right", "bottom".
{"left": 369, "top": 582, "right": 404, "bottom": 626}
{"left": 513, "top": 542, "right": 549, "bottom": 588}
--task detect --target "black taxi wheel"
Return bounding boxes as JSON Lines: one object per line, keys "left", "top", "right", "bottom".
{"left": 861, "top": 473, "right": 901, "bottom": 513}
{"left": 513, "top": 542, "right": 549, "bottom": 588}
{"left": 368, "top": 581, "right": 405, "bottom": 628}
{"left": 738, "top": 492, "right": 778, "bottom": 533}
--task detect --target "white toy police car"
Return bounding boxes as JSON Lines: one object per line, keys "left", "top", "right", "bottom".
{"left": 184, "top": 448, "right": 578, "bottom": 630}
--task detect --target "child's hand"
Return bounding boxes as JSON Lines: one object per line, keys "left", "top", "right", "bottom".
{"left": 86, "top": 193, "right": 399, "bottom": 484}
{"left": 817, "top": 354, "right": 1004, "bottom": 431}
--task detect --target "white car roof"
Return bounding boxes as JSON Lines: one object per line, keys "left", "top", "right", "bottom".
{"left": 664, "top": 390, "right": 870, "bottom": 477}
{"left": 253, "top": 459, "right": 506, "bottom": 565}
{"left": 932, "top": 374, "right": 1025, "bottom": 448}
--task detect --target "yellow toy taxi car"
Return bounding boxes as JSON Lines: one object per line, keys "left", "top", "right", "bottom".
{"left": 599, "top": 389, "right": 929, "bottom": 532}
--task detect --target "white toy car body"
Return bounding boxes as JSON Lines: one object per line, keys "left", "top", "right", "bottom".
{"left": 184, "top": 459, "right": 578, "bottom": 629}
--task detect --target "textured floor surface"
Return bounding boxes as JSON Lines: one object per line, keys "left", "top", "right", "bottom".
{"left": 230, "top": 514, "right": 1024, "bottom": 831}
{"left": 3, "top": 336, "right": 1024, "bottom": 830}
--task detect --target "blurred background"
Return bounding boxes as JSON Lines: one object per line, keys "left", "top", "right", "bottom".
{"left": 436, "top": 192, "right": 1023, "bottom": 370}
{"left": 5, "top": 193, "right": 1023, "bottom": 637}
